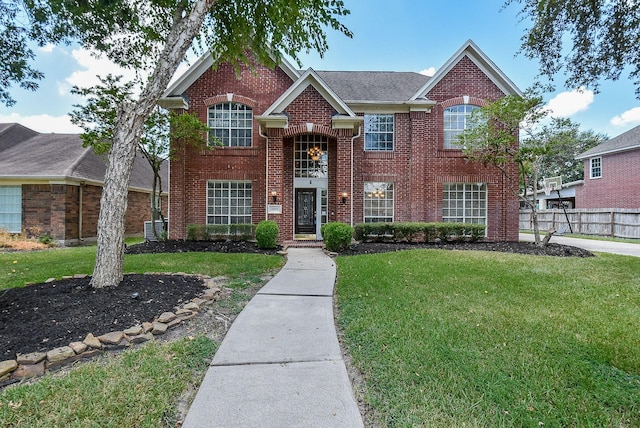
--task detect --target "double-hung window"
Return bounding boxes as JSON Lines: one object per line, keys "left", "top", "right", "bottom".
{"left": 442, "top": 183, "right": 487, "bottom": 225}
{"left": 590, "top": 157, "right": 602, "bottom": 179}
{"left": 363, "top": 182, "right": 394, "bottom": 222}
{"left": 443, "top": 104, "right": 480, "bottom": 149}
{"left": 365, "top": 114, "right": 394, "bottom": 151}
{"left": 208, "top": 102, "right": 252, "bottom": 147}
{"left": 0, "top": 186, "right": 22, "bottom": 233}
{"left": 207, "top": 181, "right": 252, "bottom": 225}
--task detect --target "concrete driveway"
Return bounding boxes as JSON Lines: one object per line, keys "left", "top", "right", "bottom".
{"left": 519, "top": 233, "right": 640, "bottom": 257}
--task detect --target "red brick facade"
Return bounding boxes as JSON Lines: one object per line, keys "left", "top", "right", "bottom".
{"left": 22, "top": 183, "right": 166, "bottom": 244}
{"left": 576, "top": 149, "right": 640, "bottom": 209}
{"left": 167, "top": 44, "right": 520, "bottom": 242}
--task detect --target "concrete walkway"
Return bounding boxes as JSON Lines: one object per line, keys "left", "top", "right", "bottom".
{"left": 182, "top": 248, "right": 364, "bottom": 428}
{"left": 519, "top": 233, "right": 640, "bottom": 257}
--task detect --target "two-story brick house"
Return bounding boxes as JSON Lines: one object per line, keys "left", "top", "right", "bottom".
{"left": 160, "top": 40, "right": 521, "bottom": 243}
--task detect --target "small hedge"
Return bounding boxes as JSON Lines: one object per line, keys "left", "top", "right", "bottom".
{"left": 186, "top": 224, "right": 255, "bottom": 241}
{"left": 353, "top": 222, "right": 485, "bottom": 243}
{"left": 255, "top": 220, "right": 279, "bottom": 249}
{"left": 322, "top": 222, "right": 354, "bottom": 252}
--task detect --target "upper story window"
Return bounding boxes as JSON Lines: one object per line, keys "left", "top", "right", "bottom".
{"left": 208, "top": 102, "right": 252, "bottom": 147}
{"left": 443, "top": 104, "right": 480, "bottom": 149}
{"left": 590, "top": 157, "right": 602, "bottom": 179}
{"left": 365, "top": 114, "right": 394, "bottom": 151}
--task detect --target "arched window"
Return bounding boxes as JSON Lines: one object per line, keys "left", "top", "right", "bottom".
{"left": 443, "top": 104, "right": 480, "bottom": 149}
{"left": 207, "top": 102, "right": 252, "bottom": 147}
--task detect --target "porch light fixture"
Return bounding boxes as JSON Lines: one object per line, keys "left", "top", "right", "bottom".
{"left": 271, "top": 189, "right": 277, "bottom": 203}
{"left": 307, "top": 146, "right": 324, "bottom": 161}
{"left": 341, "top": 190, "right": 348, "bottom": 204}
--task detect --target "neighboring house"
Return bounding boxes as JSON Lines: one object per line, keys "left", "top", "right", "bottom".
{"left": 160, "top": 40, "right": 522, "bottom": 243}
{"left": 0, "top": 123, "right": 168, "bottom": 244}
{"left": 575, "top": 124, "right": 640, "bottom": 209}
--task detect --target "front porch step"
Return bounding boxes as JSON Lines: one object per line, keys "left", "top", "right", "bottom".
{"left": 283, "top": 240, "right": 325, "bottom": 249}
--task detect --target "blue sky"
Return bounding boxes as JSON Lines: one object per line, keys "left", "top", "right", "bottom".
{"left": 2, "top": 0, "right": 639, "bottom": 138}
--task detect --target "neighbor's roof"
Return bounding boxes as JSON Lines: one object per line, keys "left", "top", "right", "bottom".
{"left": 576, "top": 124, "right": 640, "bottom": 159}
{"left": 0, "top": 123, "right": 166, "bottom": 191}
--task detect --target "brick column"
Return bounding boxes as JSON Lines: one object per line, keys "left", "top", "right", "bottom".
{"left": 335, "top": 131, "right": 352, "bottom": 225}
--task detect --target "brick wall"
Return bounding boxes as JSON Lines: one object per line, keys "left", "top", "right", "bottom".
{"left": 576, "top": 150, "right": 640, "bottom": 209}
{"left": 170, "top": 54, "right": 520, "bottom": 242}
{"left": 22, "top": 183, "right": 162, "bottom": 243}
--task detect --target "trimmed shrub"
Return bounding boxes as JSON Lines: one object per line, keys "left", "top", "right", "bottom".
{"left": 255, "top": 220, "right": 279, "bottom": 249}
{"left": 323, "top": 222, "right": 354, "bottom": 252}
{"left": 353, "top": 222, "right": 486, "bottom": 243}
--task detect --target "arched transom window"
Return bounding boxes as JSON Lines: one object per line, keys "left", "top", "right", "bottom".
{"left": 443, "top": 104, "right": 480, "bottom": 149}
{"left": 208, "top": 102, "right": 253, "bottom": 147}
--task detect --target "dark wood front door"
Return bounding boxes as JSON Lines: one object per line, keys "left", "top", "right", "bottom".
{"left": 295, "top": 189, "right": 316, "bottom": 234}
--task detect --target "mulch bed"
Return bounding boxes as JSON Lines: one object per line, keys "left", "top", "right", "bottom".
{"left": 1, "top": 239, "right": 593, "bottom": 361}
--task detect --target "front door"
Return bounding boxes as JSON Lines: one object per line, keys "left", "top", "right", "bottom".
{"left": 295, "top": 188, "right": 316, "bottom": 234}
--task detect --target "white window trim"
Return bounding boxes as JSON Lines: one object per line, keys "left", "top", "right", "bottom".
{"left": 589, "top": 157, "right": 602, "bottom": 179}
{"left": 363, "top": 181, "right": 394, "bottom": 223}
{"left": 443, "top": 104, "right": 480, "bottom": 149}
{"left": 364, "top": 114, "right": 394, "bottom": 151}
{"left": 206, "top": 180, "right": 253, "bottom": 225}
{"left": 207, "top": 102, "right": 253, "bottom": 147}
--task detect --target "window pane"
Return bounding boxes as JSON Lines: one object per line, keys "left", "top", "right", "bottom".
{"left": 443, "top": 105, "right": 480, "bottom": 149}
{"left": 206, "top": 181, "right": 252, "bottom": 225}
{"left": 0, "top": 186, "right": 22, "bottom": 233}
{"left": 365, "top": 114, "right": 394, "bottom": 151}
{"left": 442, "top": 183, "right": 487, "bottom": 229}
{"left": 208, "top": 102, "right": 252, "bottom": 147}
{"left": 363, "top": 182, "right": 394, "bottom": 223}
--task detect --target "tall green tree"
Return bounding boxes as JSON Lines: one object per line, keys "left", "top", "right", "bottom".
{"left": 458, "top": 92, "right": 553, "bottom": 246}
{"left": 508, "top": 0, "right": 640, "bottom": 97}
{"left": 23, "top": 0, "right": 352, "bottom": 288}
{"left": 536, "top": 118, "right": 607, "bottom": 183}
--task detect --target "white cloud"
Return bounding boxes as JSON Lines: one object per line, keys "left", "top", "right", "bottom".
{"left": 610, "top": 107, "right": 640, "bottom": 127}
{"left": 0, "top": 113, "right": 82, "bottom": 134}
{"left": 58, "top": 48, "right": 141, "bottom": 96}
{"left": 419, "top": 67, "right": 436, "bottom": 77}
{"left": 38, "top": 44, "right": 56, "bottom": 53}
{"left": 545, "top": 87, "right": 594, "bottom": 117}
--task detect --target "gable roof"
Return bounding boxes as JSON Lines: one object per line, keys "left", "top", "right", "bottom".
{"left": 160, "top": 52, "right": 300, "bottom": 108}
{"left": 576, "top": 124, "right": 640, "bottom": 159}
{"left": 261, "top": 68, "right": 356, "bottom": 117}
{"left": 411, "top": 39, "right": 522, "bottom": 100}
{"left": 0, "top": 123, "right": 165, "bottom": 192}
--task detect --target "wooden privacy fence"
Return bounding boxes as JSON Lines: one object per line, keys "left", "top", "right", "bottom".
{"left": 519, "top": 209, "right": 640, "bottom": 239}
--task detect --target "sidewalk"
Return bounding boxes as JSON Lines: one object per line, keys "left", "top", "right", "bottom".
{"left": 519, "top": 233, "right": 640, "bottom": 257}
{"left": 182, "top": 248, "right": 364, "bottom": 427}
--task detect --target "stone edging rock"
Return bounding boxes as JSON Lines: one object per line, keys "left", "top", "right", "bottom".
{"left": 0, "top": 273, "right": 224, "bottom": 387}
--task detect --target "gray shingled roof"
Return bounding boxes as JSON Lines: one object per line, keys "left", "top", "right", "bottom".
{"left": 0, "top": 123, "right": 165, "bottom": 191}
{"left": 577, "top": 124, "right": 640, "bottom": 159}
{"left": 316, "top": 71, "right": 430, "bottom": 102}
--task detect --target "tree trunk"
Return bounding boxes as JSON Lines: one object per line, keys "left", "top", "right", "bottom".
{"left": 89, "top": 0, "right": 215, "bottom": 288}
{"left": 90, "top": 108, "right": 143, "bottom": 288}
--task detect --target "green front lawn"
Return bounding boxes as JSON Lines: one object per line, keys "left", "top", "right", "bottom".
{"left": 336, "top": 250, "right": 640, "bottom": 426}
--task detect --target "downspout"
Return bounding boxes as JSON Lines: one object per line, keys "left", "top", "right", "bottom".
{"left": 259, "top": 125, "right": 269, "bottom": 219}
{"left": 350, "top": 125, "right": 361, "bottom": 226}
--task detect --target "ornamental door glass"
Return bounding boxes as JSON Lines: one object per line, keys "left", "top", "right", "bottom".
{"left": 295, "top": 188, "right": 316, "bottom": 234}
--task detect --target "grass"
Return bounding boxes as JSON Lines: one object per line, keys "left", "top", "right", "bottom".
{"left": 0, "top": 246, "right": 284, "bottom": 291}
{"left": 0, "top": 243, "right": 283, "bottom": 426}
{"left": 0, "top": 336, "right": 216, "bottom": 427}
{"left": 336, "top": 249, "right": 640, "bottom": 427}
